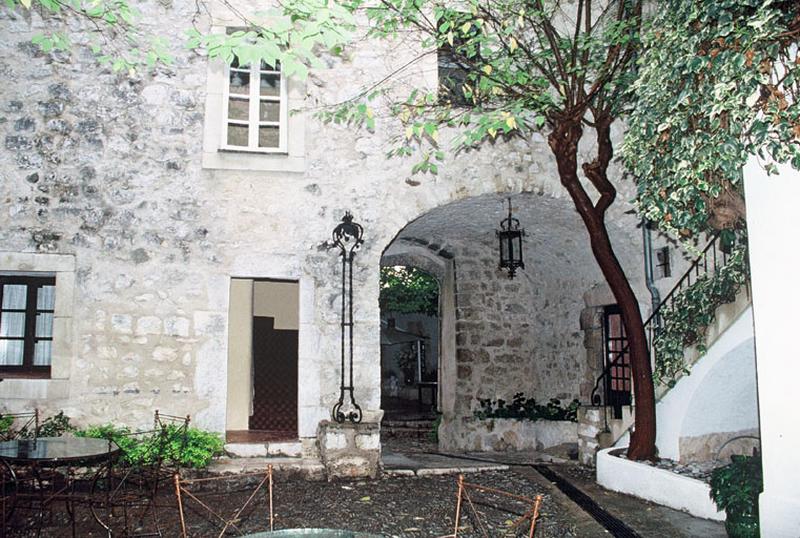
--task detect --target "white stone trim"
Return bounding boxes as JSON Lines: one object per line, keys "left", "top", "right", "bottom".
{"left": 201, "top": 26, "right": 305, "bottom": 173}
{"left": 0, "top": 252, "right": 76, "bottom": 396}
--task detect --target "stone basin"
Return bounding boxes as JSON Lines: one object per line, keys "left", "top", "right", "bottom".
{"left": 245, "top": 530, "right": 382, "bottom": 537}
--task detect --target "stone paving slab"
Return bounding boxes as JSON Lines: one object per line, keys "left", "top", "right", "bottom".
{"left": 208, "top": 456, "right": 326, "bottom": 480}
{"left": 381, "top": 450, "right": 509, "bottom": 476}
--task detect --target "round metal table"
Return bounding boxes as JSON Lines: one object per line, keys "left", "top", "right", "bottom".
{"left": 0, "top": 436, "right": 119, "bottom": 532}
{"left": 0, "top": 437, "right": 118, "bottom": 466}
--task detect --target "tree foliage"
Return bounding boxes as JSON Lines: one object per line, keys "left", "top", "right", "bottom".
{"left": 624, "top": 0, "right": 800, "bottom": 240}
{"left": 380, "top": 266, "right": 438, "bottom": 316}
{"left": 4, "top": 0, "right": 173, "bottom": 72}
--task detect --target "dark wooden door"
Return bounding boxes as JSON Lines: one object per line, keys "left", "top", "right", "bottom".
{"left": 603, "top": 305, "right": 632, "bottom": 419}
{"left": 249, "top": 316, "right": 298, "bottom": 437}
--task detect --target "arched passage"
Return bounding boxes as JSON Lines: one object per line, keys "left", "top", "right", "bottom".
{"left": 376, "top": 191, "right": 646, "bottom": 450}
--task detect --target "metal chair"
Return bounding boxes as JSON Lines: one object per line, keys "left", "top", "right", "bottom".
{"left": 0, "top": 409, "right": 39, "bottom": 441}
{"left": 90, "top": 411, "right": 190, "bottom": 536}
{"left": 153, "top": 410, "right": 191, "bottom": 477}
{"left": 174, "top": 465, "right": 274, "bottom": 538}
{"left": 447, "top": 474, "right": 543, "bottom": 538}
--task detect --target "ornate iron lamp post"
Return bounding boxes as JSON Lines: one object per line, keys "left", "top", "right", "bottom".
{"left": 331, "top": 212, "right": 364, "bottom": 423}
{"left": 497, "top": 197, "right": 526, "bottom": 279}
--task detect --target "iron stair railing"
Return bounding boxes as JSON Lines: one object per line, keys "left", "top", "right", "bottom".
{"left": 590, "top": 232, "right": 734, "bottom": 421}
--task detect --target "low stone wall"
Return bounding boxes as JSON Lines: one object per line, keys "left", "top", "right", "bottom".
{"left": 318, "top": 421, "right": 381, "bottom": 480}
{"left": 597, "top": 447, "right": 724, "bottom": 521}
{"left": 439, "top": 417, "right": 577, "bottom": 452}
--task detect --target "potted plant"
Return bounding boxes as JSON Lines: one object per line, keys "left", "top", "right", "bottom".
{"left": 709, "top": 452, "right": 762, "bottom": 537}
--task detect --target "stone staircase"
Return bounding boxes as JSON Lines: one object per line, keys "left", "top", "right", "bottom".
{"left": 381, "top": 418, "right": 436, "bottom": 439}
{"left": 578, "top": 233, "right": 751, "bottom": 465}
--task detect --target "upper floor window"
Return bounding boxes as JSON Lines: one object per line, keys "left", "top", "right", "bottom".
{"left": 438, "top": 17, "right": 481, "bottom": 106}
{"left": 0, "top": 275, "right": 55, "bottom": 377}
{"left": 223, "top": 57, "right": 287, "bottom": 153}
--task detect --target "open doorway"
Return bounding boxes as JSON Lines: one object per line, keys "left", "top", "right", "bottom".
{"left": 227, "top": 278, "right": 299, "bottom": 443}
{"left": 379, "top": 266, "right": 440, "bottom": 423}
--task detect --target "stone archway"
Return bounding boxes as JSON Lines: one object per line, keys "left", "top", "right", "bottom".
{"left": 373, "top": 191, "right": 647, "bottom": 452}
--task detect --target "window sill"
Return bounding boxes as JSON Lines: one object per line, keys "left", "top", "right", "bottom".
{"left": 202, "top": 149, "right": 305, "bottom": 173}
{"left": 0, "top": 369, "right": 51, "bottom": 380}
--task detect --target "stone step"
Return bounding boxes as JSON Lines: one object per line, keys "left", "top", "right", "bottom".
{"left": 224, "top": 440, "right": 302, "bottom": 458}
{"left": 208, "top": 456, "right": 326, "bottom": 481}
{"left": 382, "top": 426, "right": 435, "bottom": 439}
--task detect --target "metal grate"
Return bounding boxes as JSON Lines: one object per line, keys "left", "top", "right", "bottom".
{"left": 532, "top": 465, "right": 641, "bottom": 538}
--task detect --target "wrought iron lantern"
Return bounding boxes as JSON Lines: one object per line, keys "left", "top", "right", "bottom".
{"left": 331, "top": 211, "right": 364, "bottom": 423}
{"left": 496, "top": 197, "right": 526, "bottom": 279}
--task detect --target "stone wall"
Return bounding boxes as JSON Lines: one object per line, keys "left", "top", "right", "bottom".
{"left": 439, "top": 417, "right": 577, "bottom": 452}
{"left": 449, "top": 235, "right": 598, "bottom": 418}
{"left": 0, "top": 0, "right": 651, "bottom": 462}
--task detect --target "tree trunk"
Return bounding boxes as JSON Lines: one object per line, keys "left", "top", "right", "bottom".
{"left": 548, "top": 116, "right": 657, "bottom": 461}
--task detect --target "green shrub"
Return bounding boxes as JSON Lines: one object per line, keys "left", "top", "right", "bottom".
{"left": 76, "top": 423, "right": 224, "bottom": 469}
{"left": 0, "top": 415, "right": 13, "bottom": 435}
{"left": 710, "top": 453, "right": 762, "bottom": 538}
{"left": 36, "top": 411, "right": 75, "bottom": 437}
{"left": 474, "top": 393, "right": 580, "bottom": 422}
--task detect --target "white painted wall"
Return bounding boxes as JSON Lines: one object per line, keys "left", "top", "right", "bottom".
{"left": 655, "top": 308, "right": 758, "bottom": 461}
{"left": 744, "top": 158, "right": 800, "bottom": 537}
{"left": 597, "top": 448, "right": 724, "bottom": 521}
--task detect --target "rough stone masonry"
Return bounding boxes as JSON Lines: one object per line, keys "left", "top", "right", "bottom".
{"left": 0, "top": 1, "right": 670, "bottom": 470}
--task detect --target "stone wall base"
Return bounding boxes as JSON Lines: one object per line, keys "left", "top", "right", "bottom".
{"left": 678, "top": 428, "right": 760, "bottom": 463}
{"left": 318, "top": 421, "right": 380, "bottom": 479}
{"left": 439, "top": 416, "right": 576, "bottom": 452}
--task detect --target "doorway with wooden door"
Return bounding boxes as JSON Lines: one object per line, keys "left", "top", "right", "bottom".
{"left": 226, "top": 278, "right": 299, "bottom": 443}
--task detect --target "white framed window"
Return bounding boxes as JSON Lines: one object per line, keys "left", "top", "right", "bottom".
{"left": 222, "top": 57, "right": 288, "bottom": 153}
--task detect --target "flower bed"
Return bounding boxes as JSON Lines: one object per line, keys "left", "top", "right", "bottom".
{"left": 597, "top": 447, "right": 724, "bottom": 521}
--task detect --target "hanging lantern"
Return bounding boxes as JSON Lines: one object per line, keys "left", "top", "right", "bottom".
{"left": 496, "top": 197, "right": 526, "bottom": 279}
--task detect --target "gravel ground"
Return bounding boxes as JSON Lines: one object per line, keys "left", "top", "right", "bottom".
{"left": 5, "top": 469, "right": 579, "bottom": 537}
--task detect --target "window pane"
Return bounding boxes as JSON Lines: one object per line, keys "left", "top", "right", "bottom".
{"left": 227, "top": 124, "right": 249, "bottom": 146}
{"left": 0, "top": 312, "right": 26, "bottom": 337}
{"left": 260, "top": 59, "right": 280, "bottom": 71}
{"left": 258, "top": 126, "right": 280, "bottom": 148}
{"left": 2, "top": 284, "right": 27, "bottom": 309}
{"left": 36, "top": 312, "right": 53, "bottom": 338}
{"left": 259, "top": 74, "right": 280, "bottom": 96}
{"left": 34, "top": 340, "right": 51, "bottom": 366}
{"left": 37, "top": 285, "right": 55, "bottom": 310}
{"left": 229, "top": 70, "right": 250, "bottom": 93}
{"left": 0, "top": 340, "right": 24, "bottom": 365}
{"left": 228, "top": 98, "right": 249, "bottom": 121}
{"left": 259, "top": 100, "right": 280, "bottom": 122}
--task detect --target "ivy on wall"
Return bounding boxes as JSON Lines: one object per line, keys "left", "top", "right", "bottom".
{"left": 653, "top": 243, "right": 750, "bottom": 385}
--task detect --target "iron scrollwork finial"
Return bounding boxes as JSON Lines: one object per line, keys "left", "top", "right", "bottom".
{"left": 331, "top": 211, "right": 364, "bottom": 423}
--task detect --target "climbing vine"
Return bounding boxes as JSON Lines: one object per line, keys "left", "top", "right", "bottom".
{"left": 624, "top": 0, "right": 800, "bottom": 240}
{"left": 653, "top": 242, "right": 750, "bottom": 385}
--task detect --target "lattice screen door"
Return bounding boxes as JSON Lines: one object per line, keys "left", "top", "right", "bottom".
{"left": 249, "top": 316, "right": 298, "bottom": 436}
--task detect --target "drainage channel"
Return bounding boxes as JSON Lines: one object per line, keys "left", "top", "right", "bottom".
{"left": 421, "top": 451, "right": 641, "bottom": 538}
{"left": 531, "top": 464, "right": 641, "bottom": 538}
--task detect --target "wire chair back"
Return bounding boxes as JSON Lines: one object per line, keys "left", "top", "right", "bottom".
{"left": 447, "top": 474, "right": 543, "bottom": 538}
{"left": 0, "top": 410, "right": 39, "bottom": 441}
{"left": 174, "top": 465, "right": 274, "bottom": 538}
{"left": 153, "top": 410, "right": 191, "bottom": 474}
